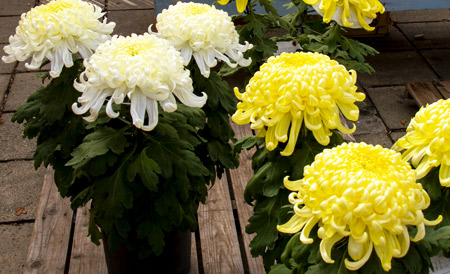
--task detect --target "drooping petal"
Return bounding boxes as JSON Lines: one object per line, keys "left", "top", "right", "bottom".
{"left": 155, "top": 2, "right": 252, "bottom": 78}
{"left": 2, "top": 0, "right": 115, "bottom": 77}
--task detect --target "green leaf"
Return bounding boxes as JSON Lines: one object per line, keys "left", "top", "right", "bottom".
{"left": 341, "top": 37, "right": 378, "bottom": 63}
{"left": 398, "top": 246, "right": 423, "bottom": 274}
{"left": 147, "top": 224, "right": 165, "bottom": 255}
{"left": 424, "top": 189, "right": 450, "bottom": 227}
{"left": 127, "top": 147, "right": 161, "bottom": 192}
{"left": 92, "top": 156, "right": 134, "bottom": 233}
{"left": 207, "top": 140, "right": 236, "bottom": 169}
{"left": 244, "top": 155, "right": 290, "bottom": 203}
{"left": 419, "top": 167, "right": 442, "bottom": 201}
{"left": 290, "top": 141, "right": 324, "bottom": 180}
{"left": 269, "top": 264, "right": 295, "bottom": 274}
{"left": 67, "top": 127, "right": 129, "bottom": 168}
{"left": 247, "top": 194, "right": 288, "bottom": 256}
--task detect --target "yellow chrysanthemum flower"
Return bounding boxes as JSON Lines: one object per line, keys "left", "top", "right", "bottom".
{"left": 2, "top": 0, "right": 115, "bottom": 78}
{"left": 232, "top": 52, "right": 365, "bottom": 156}
{"left": 304, "top": 0, "right": 385, "bottom": 31}
{"left": 392, "top": 99, "right": 450, "bottom": 187}
{"left": 217, "top": 0, "right": 249, "bottom": 13}
{"left": 155, "top": 2, "right": 252, "bottom": 78}
{"left": 278, "top": 142, "right": 442, "bottom": 271}
{"left": 72, "top": 34, "right": 207, "bottom": 131}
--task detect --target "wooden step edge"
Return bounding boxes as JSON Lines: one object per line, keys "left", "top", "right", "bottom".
{"left": 405, "top": 82, "right": 444, "bottom": 107}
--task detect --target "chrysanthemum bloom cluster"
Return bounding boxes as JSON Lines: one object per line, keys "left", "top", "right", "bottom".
{"left": 72, "top": 34, "right": 207, "bottom": 131}
{"left": 277, "top": 142, "right": 442, "bottom": 271}
{"left": 217, "top": 0, "right": 249, "bottom": 13}
{"left": 232, "top": 52, "right": 365, "bottom": 156}
{"left": 155, "top": 2, "right": 252, "bottom": 78}
{"left": 2, "top": 0, "right": 115, "bottom": 78}
{"left": 392, "top": 99, "right": 450, "bottom": 187}
{"left": 304, "top": 0, "right": 385, "bottom": 31}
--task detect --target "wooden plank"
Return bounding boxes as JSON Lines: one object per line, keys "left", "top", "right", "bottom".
{"left": 197, "top": 175, "right": 245, "bottom": 273}
{"left": 68, "top": 203, "right": 107, "bottom": 274}
{"left": 229, "top": 123, "right": 266, "bottom": 274}
{"left": 434, "top": 81, "right": 450, "bottom": 99}
{"left": 24, "top": 167, "right": 73, "bottom": 274}
{"left": 405, "top": 82, "right": 444, "bottom": 107}
{"left": 189, "top": 232, "right": 199, "bottom": 274}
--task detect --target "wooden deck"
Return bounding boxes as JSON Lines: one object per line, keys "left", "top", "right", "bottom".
{"left": 405, "top": 81, "right": 450, "bottom": 107}
{"left": 23, "top": 123, "right": 265, "bottom": 274}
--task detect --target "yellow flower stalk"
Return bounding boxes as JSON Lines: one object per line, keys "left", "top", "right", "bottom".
{"left": 278, "top": 142, "right": 442, "bottom": 271}
{"left": 155, "top": 2, "right": 252, "bottom": 78}
{"left": 217, "top": 0, "right": 249, "bottom": 13}
{"left": 2, "top": 0, "right": 115, "bottom": 78}
{"left": 304, "top": 0, "right": 385, "bottom": 31}
{"left": 72, "top": 34, "right": 207, "bottom": 131}
{"left": 392, "top": 99, "right": 450, "bottom": 187}
{"left": 232, "top": 52, "right": 365, "bottom": 156}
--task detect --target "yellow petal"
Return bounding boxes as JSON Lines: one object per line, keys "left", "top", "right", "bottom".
{"left": 301, "top": 217, "right": 319, "bottom": 244}
{"left": 277, "top": 215, "right": 307, "bottom": 234}
{"left": 284, "top": 176, "right": 303, "bottom": 191}
{"left": 236, "top": 0, "right": 248, "bottom": 13}
{"left": 217, "top": 0, "right": 230, "bottom": 5}
{"left": 345, "top": 240, "right": 373, "bottom": 270}
{"left": 281, "top": 116, "right": 303, "bottom": 156}
{"left": 440, "top": 164, "right": 450, "bottom": 187}
{"left": 319, "top": 232, "right": 345, "bottom": 263}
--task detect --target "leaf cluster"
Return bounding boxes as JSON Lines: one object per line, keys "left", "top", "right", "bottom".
{"left": 222, "top": 0, "right": 379, "bottom": 78}
{"left": 11, "top": 60, "right": 89, "bottom": 195}
{"left": 191, "top": 64, "right": 240, "bottom": 181}
{"left": 66, "top": 103, "right": 211, "bottom": 257}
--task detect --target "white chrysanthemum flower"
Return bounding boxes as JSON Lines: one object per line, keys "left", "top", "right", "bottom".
{"left": 72, "top": 33, "right": 207, "bottom": 131}
{"left": 2, "top": 0, "right": 115, "bottom": 78}
{"left": 155, "top": 2, "right": 253, "bottom": 78}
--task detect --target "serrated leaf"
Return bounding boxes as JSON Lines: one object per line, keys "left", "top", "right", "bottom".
{"left": 92, "top": 157, "right": 134, "bottom": 231}
{"left": 207, "top": 140, "right": 236, "bottom": 169}
{"left": 127, "top": 147, "right": 161, "bottom": 192}
{"left": 247, "top": 194, "right": 288, "bottom": 256}
{"left": 341, "top": 37, "right": 378, "bottom": 63}
{"left": 67, "top": 127, "right": 129, "bottom": 168}
{"left": 147, "top": 224, "right": 165, "bottom": 255}
{"left": 398, "top": 246, "right": 423, "bottom": 273}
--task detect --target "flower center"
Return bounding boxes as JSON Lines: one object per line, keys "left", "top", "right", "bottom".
{"left": 180, "top": 4, "right": 211, "bottom": 16}
{"left": 113, "top": 41, "right": 155, "bottom": 57}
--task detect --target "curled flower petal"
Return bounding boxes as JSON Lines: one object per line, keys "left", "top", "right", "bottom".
{"left": 72, "top": 34, "right": 207, "bottom": 131}
{"left": 155, "top": 2, "right": 252, "bottom": 78}
{"left": 2, "top": 0, "right": 115, "bottom": 77}
{"left": 232, "top": 52, "right": 365, "bottom": 156}
{"left": 393, "top": 99, "right": 450, "bottom": 187}
{"left": 278, "top": 142, "right": 441, "bottom": 271}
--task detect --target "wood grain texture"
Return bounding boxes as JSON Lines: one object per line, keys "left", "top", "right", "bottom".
{"left": 197, "top": 175, "right": 245, "bottom": 273}
{"left": 434, "top": 81, "right": 450, "bottom": 99}
{"left": 189, "top": 233, "right": 199, "bottom": 274}
{"left": 24, "top": 167, "right": 73, "bottom": 274}
{"left": 68, "top": 203, "right": 107, "bottom": 274}
{"left": 406, "top": 82, "right": 444, "bottom": 107}
{"left": 229, "top": 123, "right": 266, "bottom": 274}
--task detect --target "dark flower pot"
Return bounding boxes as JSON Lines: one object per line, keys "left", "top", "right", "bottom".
{"left": 102, "top": 230, "right": 192, "bottom": 274}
